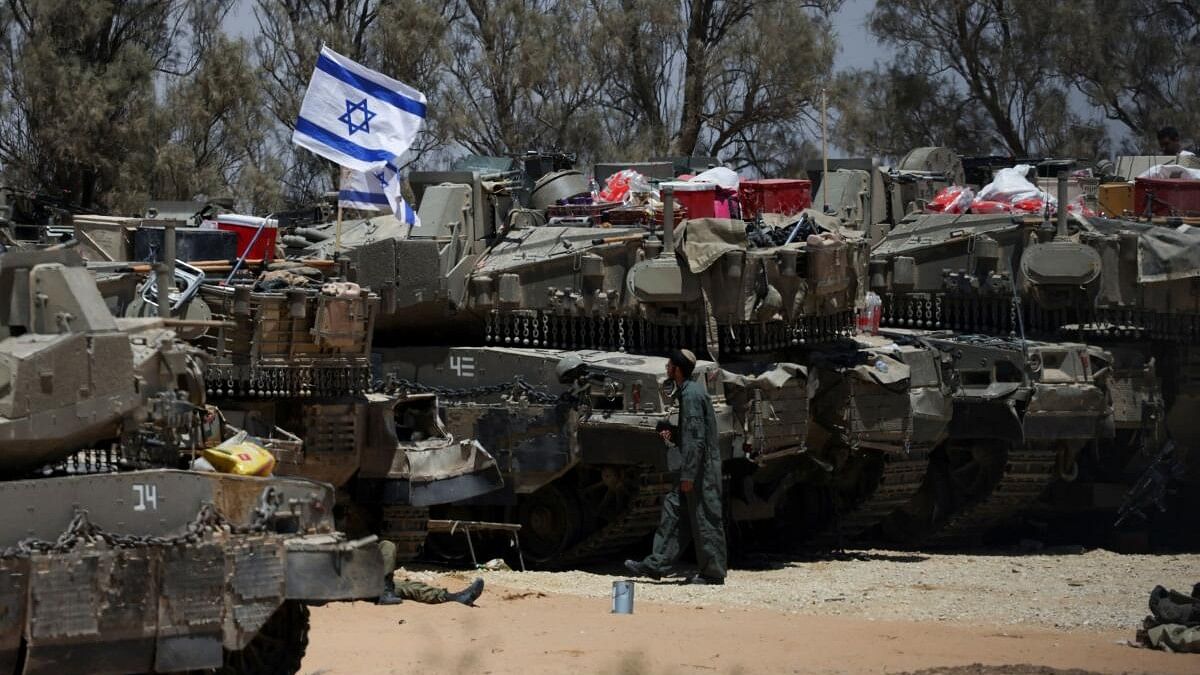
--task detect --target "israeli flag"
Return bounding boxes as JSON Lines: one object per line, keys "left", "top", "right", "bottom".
{"left": 293, "top": 46, "right": 427, "bottom": 173}
{"left": 339, "top": 163, "right": 420, "bottom": 226}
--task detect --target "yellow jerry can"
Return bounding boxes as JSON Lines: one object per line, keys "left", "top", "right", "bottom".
{"left": 203, "top": 432, "right": 276, "bottom": 477}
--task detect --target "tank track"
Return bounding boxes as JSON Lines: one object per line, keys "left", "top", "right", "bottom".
{"left": 380, "top": 505, "right": 430, "bottom": 562}
{"left": 923, "top": 446, "right": 1058, "bottom": 546}
{"left": 816, "top": 448, "right": 932, "bottom": 545}
{"left": 551, "top": 471, "right": 674, "bottom": 568}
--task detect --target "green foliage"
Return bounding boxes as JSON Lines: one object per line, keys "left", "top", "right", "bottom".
{"left": 9, "top": 0, "right": 1187, "bottom": 213}
{"left": 0, "top": 0, "right": 255, "bottom": 210}
{"left": 1055, "top": 0, "right": 1200, "bottom": 152}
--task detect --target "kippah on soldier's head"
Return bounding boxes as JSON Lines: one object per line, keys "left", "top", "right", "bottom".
{"left": 668, "top": 349, "right": 697, "bottom": 378}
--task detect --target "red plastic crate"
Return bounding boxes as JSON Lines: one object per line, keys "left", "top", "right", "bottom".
{"left": 739, "top": 179, "right": 812, "bottom": 219}
{"left": 660, "top": 181, "right": 718, "bottom": 219}
{"left": 212, "top": 215, "right": 278, "bottom": 261}
{"left": 1133, "top": 178, "right": 1200, "bottom": 216}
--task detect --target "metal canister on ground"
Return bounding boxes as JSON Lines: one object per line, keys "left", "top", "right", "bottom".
{"left": 612, "top": 579, "right": 635, "bottom": 614}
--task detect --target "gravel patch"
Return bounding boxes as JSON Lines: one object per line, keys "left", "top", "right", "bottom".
{"left": 400, "top": 548, "right": 1199, "bottom": 630}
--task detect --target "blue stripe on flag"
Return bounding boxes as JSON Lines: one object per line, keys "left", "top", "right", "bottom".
{"left": 295, "top": 117, "right": 396, "bottom": 163}
{"left": 339, "top": 190, "right": 390, "bottom": 205}
{"left": 403, "top": 200, "right": 416, "bottom": 225}
{"left": 316, "top": 54, "right": 427, "bottom": 119}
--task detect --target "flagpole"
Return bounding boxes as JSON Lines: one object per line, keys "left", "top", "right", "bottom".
{"left": 821, "top": 88, "right": 829, "bottom": 211}
{"left": 336, "top": 167, "right": 348, "bottom": 254}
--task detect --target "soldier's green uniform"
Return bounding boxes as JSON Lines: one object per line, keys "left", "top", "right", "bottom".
{"left": 377, "top": 540, "right": 483, "bottom": 605}
{"left": 638, "top": 375, "right": 727, "bottom": 582}
{"left": 393, "top": 578, "right": 451, "bottom": 603}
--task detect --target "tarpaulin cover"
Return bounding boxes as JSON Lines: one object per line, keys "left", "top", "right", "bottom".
{"left": 1090, "top": 217, "right": 1200, "bottom": 282}
{"left": 675, "top": 211, "right": 860, "bottom": 274}
{"left": 674, "top": 218, "right": 748, "bottom": 273}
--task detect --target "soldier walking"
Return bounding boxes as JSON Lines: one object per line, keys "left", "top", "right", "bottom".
{"left": 626, "top": 349, "right": 727, "bottom": 585}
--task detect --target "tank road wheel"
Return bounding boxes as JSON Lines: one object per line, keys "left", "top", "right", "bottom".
{"left": 578, "top": 466, "right": 637, "bottom": 527}
{"left": 211, "top": 600, "right": 310, "bottom": 675}
{"left": 882, "top": 440, "right": 1009, "bottom": 545}
{"left": 517, "top": 484, "right": 583, "bottom": 565}
{"left": 944, "top": 440, "right": 1008, "bottom": 502}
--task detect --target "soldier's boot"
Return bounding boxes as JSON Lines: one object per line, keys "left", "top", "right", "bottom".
{"left": 375, "top": 574, "right": 405, "bottom": 605}
{"left": 445, "top": 578, "right": 485, "bottom": 606}
{"left": 375, "top": 540, "right": 404, "bottom": 605}
{"left": 624, "top": 559, "right": 662, "bottom": 580}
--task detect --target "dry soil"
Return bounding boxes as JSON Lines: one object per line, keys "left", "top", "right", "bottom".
{"left": 300, "top": 548, "right": 1200, "bottom": 674}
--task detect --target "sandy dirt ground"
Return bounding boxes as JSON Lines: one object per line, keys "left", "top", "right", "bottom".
{"left": 300, "top": 549, "right": 1200, "bottom": 675}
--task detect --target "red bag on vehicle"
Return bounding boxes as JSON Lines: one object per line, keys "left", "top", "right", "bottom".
{"left": 969, "top": 200, "right": 1012, "bottom": 214}
{"left": 1011, "top": 197, "right": 1046, "bottom": 213}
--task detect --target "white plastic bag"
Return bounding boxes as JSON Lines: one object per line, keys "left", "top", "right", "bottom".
{"left": 1136, "top": 164, "right": 1200, "bottom": 180}
{"left": 977, "top": 164, "right": 1056, "bottom": 206}
{"left": 689, "top": 166, "right": 740, "bottom": 190}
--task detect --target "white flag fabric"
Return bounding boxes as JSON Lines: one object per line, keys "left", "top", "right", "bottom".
{"left": 339, "top": 165, "right": 391, "bottom": 211}
{"left": 292, "top": 46, "right": 427, "bottom": 172}
{"left": 339, "top": 161, "right": 419, "bottom": 226}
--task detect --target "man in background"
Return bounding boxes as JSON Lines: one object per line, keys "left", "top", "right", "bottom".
{"left": 1158, "top": 126, "right": 1194, "bottom": 156}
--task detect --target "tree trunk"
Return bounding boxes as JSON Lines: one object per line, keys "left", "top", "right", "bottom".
{"left": 675, "top": 1, "right": 711, "bottom": 156}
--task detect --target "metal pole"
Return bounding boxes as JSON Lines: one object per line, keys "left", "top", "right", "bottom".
{"left": 156, "top": 218, "right": 176, "bottom": 317}
{"left": 335, "top": 167, "right": 348, "bottom": 254}
{"left": 1056, "top": 170, "right": 1069, "bottom": 239}
{"left": 660, "top": 185, "right": 675, "bottom": 256}
{"left": 821, "top": 88, "right": 829, "bottom": 210}
{"left": 155, "top": 263, "right": 172, "bottom": 319}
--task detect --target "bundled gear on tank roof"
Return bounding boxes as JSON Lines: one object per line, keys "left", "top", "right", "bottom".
{"left": 745, "top": 212, "right": 825, "bottom": 248}
{"left": 253, "top": 261, "right": 325, "bottom": 292}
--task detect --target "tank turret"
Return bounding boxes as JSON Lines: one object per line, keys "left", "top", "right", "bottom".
{"left": 0, "top": 248, "right": 204, "bottom": 471}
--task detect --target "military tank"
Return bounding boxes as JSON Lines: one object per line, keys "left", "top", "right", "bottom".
{"left": 0, "top": 248, "right": 387, "bottom": 674}
{"left": 866, "top": 171, "right": 1198, "bottom": 545}
{"left": 333, "top": 156, "right": 980, "bottom": 564}
{"left": 174, "top": 264, "right": 505, "bottom": 565}
{"left": 275, "top": 148, "right": 1189, "bottom": 563}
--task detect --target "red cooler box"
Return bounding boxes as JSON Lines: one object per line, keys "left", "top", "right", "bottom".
{"left": 660, "top": 180, "right": 718, "bottom": 219}
{"left": 739, "top": 179, "right": 812, "bottom": 219}
{"left": 205, "top": 214, "right": 279, "bottom": 261}
{"left": 1133, "top": 178, "right": 1200, "bottom": 217}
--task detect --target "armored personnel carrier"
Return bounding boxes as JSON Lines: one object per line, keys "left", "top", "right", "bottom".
{"left": 0, "top": 248, "right": 387, "bottom": 674}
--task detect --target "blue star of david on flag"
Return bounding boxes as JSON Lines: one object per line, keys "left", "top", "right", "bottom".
{"left": 338, "top": 98, "right": 376, "bottom": 135}
{"left": 292, "top": 45, "right": 427, "bottom": 172}
{"left": 374, "top": 170, "right": 389, "bottom": 189}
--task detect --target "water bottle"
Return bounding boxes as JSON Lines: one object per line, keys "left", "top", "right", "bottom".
{"left": 858, "top": 291, "right": 882, "bottom": 335}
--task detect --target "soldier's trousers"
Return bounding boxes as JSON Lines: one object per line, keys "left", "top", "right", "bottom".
{"left": 640, "top": 483, "right": 727, "bottom": 580}
{"left": 394, "top": 579, "right": 451, "bottom": 604}
{"left": 379, "top": 539, "right": 452, "bottom": 604}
